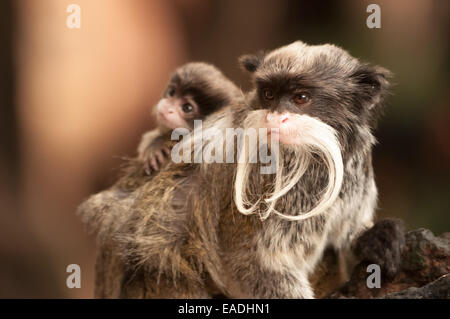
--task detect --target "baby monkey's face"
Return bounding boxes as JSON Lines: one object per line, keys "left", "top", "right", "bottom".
{"left": 155, "top": 84, "right": 200, "bottom": 130}
{"left": 155, "top": 62, "right": 240, "bottom": 131}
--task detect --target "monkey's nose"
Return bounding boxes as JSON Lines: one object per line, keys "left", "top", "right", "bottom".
{"left": 265, "top": 112, "right": 290, "bottom": 126}
{"left": 280, "top": 114, "right": 289, "bottom": 124}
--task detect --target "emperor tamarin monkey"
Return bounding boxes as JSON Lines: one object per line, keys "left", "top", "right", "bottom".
{"left": 107, "top": 41, "right": 405, "bottom": 298}
{"left": 77, "top": 62, "right": 241, "bottom": 297}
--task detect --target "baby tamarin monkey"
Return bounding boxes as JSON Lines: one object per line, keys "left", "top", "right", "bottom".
{"left": 80, "top": 61, "right": 240, "bottom": 227}
{"left": 103, "top": 62, "right": 241, "bottom": 193}
{"left": 138, "top": 62, "right": 241, "bottom": 175}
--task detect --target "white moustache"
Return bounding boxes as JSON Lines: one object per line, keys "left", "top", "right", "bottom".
{"left": 234, "top": 110, "right": 344, "bottom": 221}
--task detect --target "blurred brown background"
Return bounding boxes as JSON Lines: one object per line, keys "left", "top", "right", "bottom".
{"left": 0, "top": 0, "right": 449, "bottom": 298}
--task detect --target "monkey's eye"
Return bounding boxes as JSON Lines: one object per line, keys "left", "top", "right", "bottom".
{"left": 182, "top": 103, "right": 193, "bottom": 113}
{"left": 263, "top": 89, "right": 274, "bottom": 100}
{"left": 168, "top": 88, "right": 176, "bottom": 97}
{"left": 293, "top": 93, "right": 310, "bottom": 105}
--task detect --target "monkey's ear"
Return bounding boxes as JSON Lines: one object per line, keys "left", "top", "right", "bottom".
{"left": 239, "top": 52, "right": 264, "bottom": 73}
{"left": 351, "top": 63, "right": 393, "bottom": 109}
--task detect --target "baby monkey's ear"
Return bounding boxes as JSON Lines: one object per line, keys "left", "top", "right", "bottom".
{"left": 239, "top": 51, "right": 265, "bottom": 73}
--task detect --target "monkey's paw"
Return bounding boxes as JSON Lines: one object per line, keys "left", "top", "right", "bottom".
{"left": 143, "top": 146, "right": 171, "bottom": 175}
{"left": 354, "top": 218, "right": 406, "bottom": 278}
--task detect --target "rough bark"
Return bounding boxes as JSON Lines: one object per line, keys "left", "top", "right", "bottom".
{"left": 328, "top": 228, "right": 450, "bottom": 299}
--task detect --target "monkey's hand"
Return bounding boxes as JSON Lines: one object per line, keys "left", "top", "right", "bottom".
{"left": 137, "top": 130, "right": 172, "bottom": 175}
{"left": 142, "top": 143, "right": 171, "bottom": 175}
{"left": 353, "top": 218, "right": 406, "bottom": 278}
{"left": 139, "top": 138, "right": 171, "bottom": 175}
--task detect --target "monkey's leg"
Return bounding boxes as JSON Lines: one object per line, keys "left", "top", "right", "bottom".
{"left": 94, "top": 241, "right": 125, "bottom": 298}
{"left": 118, "top": 267, "right": 147, "bottom": 298}
{"left": 248, "top": 268, "right": 314, "bottom": 299}
{"left": 224, "top": 254, "right": 314, "bottom": 299}
{"left": 352, "top": 218, "right": 405, "bottom": 278}
{"left": 80, "top": 188, "right": 142, "bottom": 298}
{"left": 309, "top": 247, "right": 352, "bottom": 297}
{"left": 119, "top": 269, "right": 212, "bottom": 299}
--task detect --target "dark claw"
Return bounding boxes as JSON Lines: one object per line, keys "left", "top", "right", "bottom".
{"left": 162, "top": 147, "right": 171, "bottom": 156}
{"left": 144, "top": 160, "right": 152, "bottom": 175}
{"left": 150, "top": 155, "right": 159, "bottom": 171}
{"left": 155, "top": 150, "right": 165, "bottom": 167}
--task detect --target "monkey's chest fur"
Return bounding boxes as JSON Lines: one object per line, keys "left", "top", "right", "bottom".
{"left": 216, "top": 147, "right": 376, "bottom": 297}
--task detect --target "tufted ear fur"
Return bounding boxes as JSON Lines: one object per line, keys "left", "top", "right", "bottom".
{"left": 350, "top": 63, "right": 393, "bottom": 127}
{"left": 351, "top": 63, "right": 392, "bottom": 109}
{"left": 238, "top": 51, "right": 265, "bottom": 73}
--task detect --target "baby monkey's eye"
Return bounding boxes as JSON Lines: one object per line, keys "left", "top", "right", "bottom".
{"left": 293, "top": 93, "right": 310, "bottom": 105}
{"left": 168, "top": 88, "right": 176, "bottom": 97}
{"left": 182, "top": 103, "right": 193, "bottom": 113}
{"left": 263, "top": 89, "right": 274, "bottom": 100}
